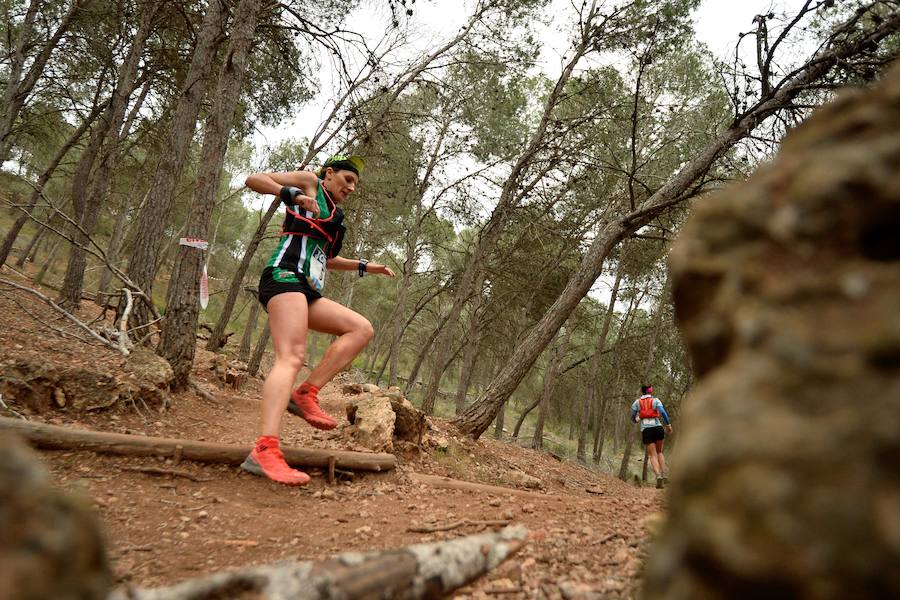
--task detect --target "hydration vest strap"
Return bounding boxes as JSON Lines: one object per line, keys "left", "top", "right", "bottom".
{"left": 282, "top": 206, "right": 335, "bottom": 243}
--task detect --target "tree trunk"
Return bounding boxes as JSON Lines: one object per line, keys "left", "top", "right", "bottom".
{"left": 248, "top": 320, "right": 270, "bottom": 377}
{"left": 404, "top": 311, "right": 452, "bottom": 396}
{"left": 577, "top": 266, "right": 622, "bottom": 462}
{"left": 33, "top": 234, "right": 63, "bottom": 285}
{"left": 95, "top": 193, "right": 134, "bottom": 305}
{"left": 453, "top": 294, "right": 483, "bottom": 415}
{"left": 124, "top": 0, "right": 225, "bottom": 330}
{"left": 617, "top": 429, "right": 635, "bottom": 482}
{"left": 158, "top": 0, "right": 263, "bottom": 389}
{"left": 511, "top": 394, "right": 540, "bottom": 439}
{"left": 493, "top": 399, "right": 504, "bottom": 439}
{"left": 238, "top": 293, "right": 262, "bottom": 363}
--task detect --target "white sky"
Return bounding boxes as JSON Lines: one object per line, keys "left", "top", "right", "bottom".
{"left": 253, "top": 0, "right": 810, "bottom": 153}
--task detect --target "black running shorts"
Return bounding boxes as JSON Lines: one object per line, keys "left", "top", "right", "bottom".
{"left": 641, "top": 426, "right": 665, "bottom": 445}
{"left": 258, "top": 266, "right": 322, "bottom": 310}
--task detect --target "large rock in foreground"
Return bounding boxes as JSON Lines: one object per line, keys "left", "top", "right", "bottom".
{"left": 644, "top": 65, "right": 900, "bottom": 598}
{"left": 0, "top": 434, "right": 111, "bottom": 599}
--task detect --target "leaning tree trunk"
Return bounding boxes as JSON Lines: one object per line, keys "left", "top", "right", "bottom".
{"left": 452, "top": 9, "right": 900, "bottom": 439}
{"left": 158, "top": 0, "right": 263, "bottom": 389}
{"left": 124, "top": 0, "right": 225, "bottom": 331}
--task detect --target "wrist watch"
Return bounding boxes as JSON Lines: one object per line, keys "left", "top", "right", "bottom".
{"left": 358, "top": 259, "right": 368, "bottom": 277}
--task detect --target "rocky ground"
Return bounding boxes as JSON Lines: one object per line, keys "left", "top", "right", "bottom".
{"left": 0, "top": 267, "right": 664, "bottom": 599}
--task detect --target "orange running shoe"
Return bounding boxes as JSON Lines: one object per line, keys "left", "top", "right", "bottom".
{"left": 287, "top": 382, "right": 337, "bottom": 430}
{"left": 240, "top": 436, "right": 310, "bottom": 485}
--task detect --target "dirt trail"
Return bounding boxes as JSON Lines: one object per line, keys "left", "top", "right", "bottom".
{"left": 0, "top": 275, "right": 663, "bottom": 599}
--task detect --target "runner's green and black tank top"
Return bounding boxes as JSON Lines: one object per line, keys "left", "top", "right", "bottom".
{"left": 266, "top": 182, "right": 335, "bottom": 283}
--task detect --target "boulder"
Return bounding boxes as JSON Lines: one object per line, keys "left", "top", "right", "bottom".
{"left": 345, "top": 394, "right": 396, "bottom": 453}
{"left": 506, "top": 470, "right": 543, "bottom": 490}
{"left": 0, "top": 433, "right": 111, "bottom": 599}
{"left": 388, "top": 394, "right": 426, "bottom": 444}
{"left": 0, "top": 351, "right": 173, "bottom": 414}
{"left": 644, "top": 64, "right": 900, "bottom": 598}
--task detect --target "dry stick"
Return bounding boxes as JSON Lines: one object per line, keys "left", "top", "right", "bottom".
{"left": 120, "top": 466, "right": 213, "bottom": 483}
{"left": 0, "top": 417, "right": 396, "bottom": 472}
{"left": 407, "top": 519, "right": 512, "bottom": 534}
{"left": 408, "top": 473, "right": 557, "bottom": 500}
{"left": 0, "top": 396, "right": 26, "bottom": 420}
{"left": 189, "top": 380, "right": 217, "bottom": 404}
{"left": 117, "top": 287, "right": 134, "bottom": 355}
{"left": 0, "top": 277, "right": 125, "bottom": 353}
{"left": 109, "top": 525, "right": 528, "bottom": 600}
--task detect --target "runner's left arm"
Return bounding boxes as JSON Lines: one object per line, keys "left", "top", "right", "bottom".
{"left": 325, "top": 256, "right": 395, "bottom": 277}
{"left": 656, "top": 399, "right": 671, "bottom": 425}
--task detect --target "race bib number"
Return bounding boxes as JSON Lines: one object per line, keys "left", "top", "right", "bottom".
{"left": 641, "top": 418, "right": 658, "bottom": 427}
{"left": 307, "top": 246, "right": 327, "bottom": 292}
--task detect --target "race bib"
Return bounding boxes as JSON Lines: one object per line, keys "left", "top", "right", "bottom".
{"left": 307, "top": 246, "right": 327, "bottom": 292}
{"left": 641, "top": 418, "right": 658, "bottom": 427}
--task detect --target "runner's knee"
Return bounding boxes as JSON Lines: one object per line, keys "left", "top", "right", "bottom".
{"left": 275, "top": 347, "right": 305, "bottom": 371}
{"left": 357, "top": 318, "right": 374, "bottom": 343}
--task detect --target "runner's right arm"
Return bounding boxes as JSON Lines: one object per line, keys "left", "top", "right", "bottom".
{"left": 245, "top": 171, "right": 320, "bottom": 214}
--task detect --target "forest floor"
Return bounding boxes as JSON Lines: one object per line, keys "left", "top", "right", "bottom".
{"left": 0, "top": 265, "right": 665, "bottom": 600}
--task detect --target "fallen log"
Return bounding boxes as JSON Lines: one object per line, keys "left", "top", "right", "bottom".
{"left": 409, "top": 473, "right": 557, "bottom": 500}
{"left": 108, "top": 525, "right": 528, "bottom": 600}
{"left": 0, "top": 417, "right": 396, "bottom": 472}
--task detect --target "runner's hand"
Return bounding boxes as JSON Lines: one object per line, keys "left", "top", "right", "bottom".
{"left": 369, "top": 264, "right": 395, "bottom": 277}
{"left": 666, "top": 425, "right": 673, "bottom": 433}
{"left": 296, "top": 195, "right": 319, "bottom": 217}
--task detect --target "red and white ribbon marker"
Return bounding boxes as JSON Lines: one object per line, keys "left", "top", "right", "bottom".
{"left": 179, "top": 237, "right": 209, "bottom": 250}
{"left": 178, "top": 238, "right": 210, "bottom": 309}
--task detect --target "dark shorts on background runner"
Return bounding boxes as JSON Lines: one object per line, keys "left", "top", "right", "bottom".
{"left": 642, "top": 426, "right": 665, "bottom": 445}
{"left": 258, "top": 266, "right": 322, "bottom": 310}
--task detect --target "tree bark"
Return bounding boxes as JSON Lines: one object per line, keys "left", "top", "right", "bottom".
{"left": 0, "top": 417, "right": 395, "bottom": 472}
{"left": 124, "top": 0, "right": 225, "bottom": 330}
{"left": 493, "top": 399, "right": 504, "bottom": 439}
{"left": 248, "top": 319, "right": 270, "bottom": 377}
{"left": 158, "top": 0, "right": 263, "bottom": 389}
{"left": 404, "top": 311, "right": 452, "bottom": 396}
{"left": 452, "top": 10, "right": 900, "bottom": 439}
{"left": 238, "top": 292, "right": 262, "bottom": 362}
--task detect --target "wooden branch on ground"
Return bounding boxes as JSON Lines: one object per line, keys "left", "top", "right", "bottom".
{"left": 119, "top": 466, "right": 214, "bottom": 482}
{"left": 0, "top": 417, "right": 396, "bottom": 472}
{"left": 407, "top": 519, "right": 512, "bottom": 533}
{"left": 108, "top": 525, "right": 527, "bottom": 600}
{"left": 408, "top": 473, "right": 557, "bottom": 500}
